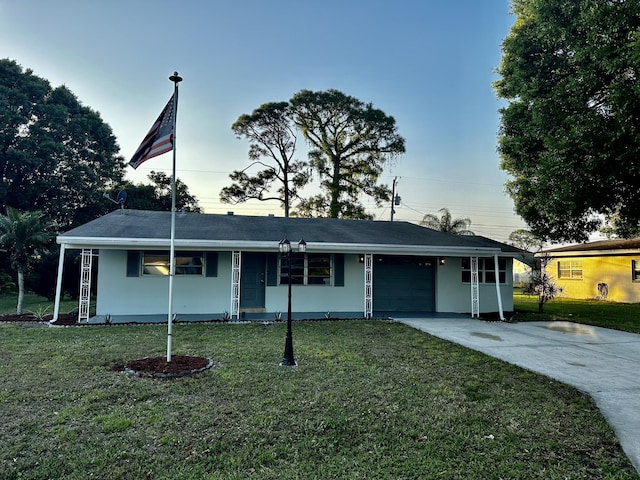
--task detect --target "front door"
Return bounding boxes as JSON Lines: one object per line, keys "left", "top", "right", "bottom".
{"left": 240, "top": 253, "right": 266, "bottom": 309}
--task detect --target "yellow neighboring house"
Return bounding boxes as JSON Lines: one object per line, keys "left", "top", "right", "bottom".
{"left": 544, "top": 238, "right": 640, "bottom": 303}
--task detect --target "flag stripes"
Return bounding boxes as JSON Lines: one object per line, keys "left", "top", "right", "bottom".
{"left": 129, "top": 92, "right": 176, "bottom": 169}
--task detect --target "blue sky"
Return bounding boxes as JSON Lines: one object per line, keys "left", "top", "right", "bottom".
{"left": 0, "top": 0, "right": 525, "bottom": 242}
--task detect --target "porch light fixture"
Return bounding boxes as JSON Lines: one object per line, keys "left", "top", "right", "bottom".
{"left": 279, "top": 237, "right": 306, "bottom": 366}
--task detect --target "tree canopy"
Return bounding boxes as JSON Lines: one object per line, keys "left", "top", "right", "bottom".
{"left": 289, "top": 89, "right": 405, "bottom": 219}
{"left": 114, "top": 171, "right": 201, "bottom": 213}
{"left": 221, "top": 102, "right": 309, "bottom": 217}
{"left": 507, "top": 228, "right": 540, "bottom": 252}
{"left": 420, "top": 208, "right": 474, "bottom": 235}
{"left": 221, "top": 90, "right": 405, "bottom": 219}
{"left": 0, "top": 59, "right": 126, "bottom": 229}
{"left": 495, "top": 0, "right": 640, "bottom": 242}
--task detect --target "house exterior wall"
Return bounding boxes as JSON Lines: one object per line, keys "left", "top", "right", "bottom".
{"left": 436, "top": 256, "right": 514, "bottom": 313}
{"left": 96, "top": 250, "right": 232, "bottom": 316}
{"left": 546, "top": 254, "right": 640, "bottom": 303}
{"left": 266, "top": 254, "right": 364, "bottom": 314}
{"left": 513, "top": 259, "right": 531, "bottom": 285}
{"left": 94, "top": 250, "right": 514, "bottom": 318}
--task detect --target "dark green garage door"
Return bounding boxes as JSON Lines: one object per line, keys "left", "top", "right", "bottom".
{"left": 373, "top": 255, "right": 436, "bottom": 312}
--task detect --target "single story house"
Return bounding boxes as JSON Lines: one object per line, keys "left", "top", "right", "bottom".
{"left": 544, "top": 238, "right": 640, "bottom": 303}
{"left": 52, "top": 209, "right": 522, "bottom": 323}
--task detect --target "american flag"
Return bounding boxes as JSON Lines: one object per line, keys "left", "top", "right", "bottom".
{"left": 129, "top": 92, "right": 177, "bottom": 169}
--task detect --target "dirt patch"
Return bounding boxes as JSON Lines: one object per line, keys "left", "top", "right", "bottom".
{"left": 470, "top": 332, "right": 503, "bottom": 341}
{"left": 123, "top": 355, "right": 213, "bottom": 379}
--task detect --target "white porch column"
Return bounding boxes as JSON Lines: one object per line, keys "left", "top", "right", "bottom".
{"left": 230, "top": 251, "right": 241, "bottom": 320}
{"left": 364, "top": 253, "right": 373, "bottom": 318}
{"left": 493, "top": 254, "right": 505, "bottom": 321}
{"left": 471, "top": 256, "right": 479, "bottom": 318}
{"left": 51, "top": 243, "right": 66, "bottom": 323}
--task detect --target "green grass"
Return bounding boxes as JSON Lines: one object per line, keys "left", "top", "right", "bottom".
{"left": 514, "top": 291, "right": 640, "bottom": 334}
{"left": 0, "top": 292, "right": 80, "bottom": 317}
{"left": 0, "top": 321, "right": 636, "bottom": 479}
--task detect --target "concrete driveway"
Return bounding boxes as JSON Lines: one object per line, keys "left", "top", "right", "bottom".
{"left": 395, "top": 317, "right": 640, "bottom": 474}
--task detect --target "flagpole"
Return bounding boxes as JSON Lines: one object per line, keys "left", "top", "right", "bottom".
{"left": 166, "top": 72, "right": 182, "bottom": 362}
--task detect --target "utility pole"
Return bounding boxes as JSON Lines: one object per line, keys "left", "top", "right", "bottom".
{"left": 390, "top": 177, "right": 398, "bottom": 221}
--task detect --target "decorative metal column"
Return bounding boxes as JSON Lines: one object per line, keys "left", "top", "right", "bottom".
{"left": 78, "top": 249, "right": 93, "bottom": 322}
{"left": 364, "top": 253, "right": 373, "bottom": 318}
{"left": 231, "top": 251, "right": 241, "bottom": 320}
{"left": 470, "top": 256, "right": 479, "bottom": 318}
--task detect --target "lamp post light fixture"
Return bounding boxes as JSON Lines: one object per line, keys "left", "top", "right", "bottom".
{"left": 279, "top": 237, "right": 306, "bottom": 366}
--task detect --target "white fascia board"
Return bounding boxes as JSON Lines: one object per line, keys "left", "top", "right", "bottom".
{"left": 58, "top": 236, "right": 509, "bottom": 256}
{"left": 310, "top": 242, "right": 504, "bottom": 256}
{"left": 542, "top": 249, "right": 640, "bottom": 258}
{"left": 57, "top": 237, "right": 281, "bottom": 251}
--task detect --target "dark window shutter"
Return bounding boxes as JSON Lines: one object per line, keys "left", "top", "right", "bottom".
{"left": 126, "top": 251, "right": 140, "bottom": 277}
{"left": 334, "top": 253, "right": 344, "bottom": 287}
{"left": 266, "top": 253, "right": 278, "bottom": 286}
{"left": 205, "top": 252, "right": 218, "bottom": 277}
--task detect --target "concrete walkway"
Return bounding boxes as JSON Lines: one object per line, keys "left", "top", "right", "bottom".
{"left": 395, "top": 317, "right": 640, "bottom": 473}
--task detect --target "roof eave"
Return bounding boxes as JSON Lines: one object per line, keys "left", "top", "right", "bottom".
{"left": 58, "top": 236, "right": 511, "bottom": 256}
{"left": 541, "top": 249, "right": 640, "bottom": 258}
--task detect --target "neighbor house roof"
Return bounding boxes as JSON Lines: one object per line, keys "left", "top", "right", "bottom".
{"left": 544, "top": 238, "right": 640, "bottom": 256}
{"left": 58, "top": 209, "right": 522, "bottom": 257}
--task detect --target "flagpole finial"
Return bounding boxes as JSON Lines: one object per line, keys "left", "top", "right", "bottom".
{"left": 169, "top": 72, "right": 182, "bottom": 84}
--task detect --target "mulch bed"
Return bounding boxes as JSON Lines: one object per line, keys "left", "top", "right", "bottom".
{"left": 0, "top": 313, "right": 77, "bottom": 325}
{"left": 123, "top": 355, "right": 214, "bottom": 379}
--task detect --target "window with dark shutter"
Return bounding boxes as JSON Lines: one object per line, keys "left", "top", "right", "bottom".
{"left": 205, "top": 252, "right": 218, "bottom": 277}
{"left": 126, "top": 251, "right": 141, "bottom": 277}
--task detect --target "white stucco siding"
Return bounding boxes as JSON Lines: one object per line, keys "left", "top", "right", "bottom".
{"left": 436, "top": 257, "right": 514, "bottom": 313}
{"left": 96, "top": 250, "right": 232, "bottom": 316}
{"left": 265, "top": 254, "right": 364, "bottom": 314}
{"left": 94, "top": 250, "right": 514, "bottom": 317}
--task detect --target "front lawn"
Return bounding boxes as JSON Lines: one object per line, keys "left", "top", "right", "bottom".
{"left": 0, "top": 321, "right": 636, "bottom": 479}
{"left": 514, "top": 292, "right": 640, "bottom": 334}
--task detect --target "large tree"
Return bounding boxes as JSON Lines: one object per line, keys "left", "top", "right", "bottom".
{"left": 113, "top": 171, "right": 201, "bottom": 213}
{"left": 0, "top": 59, "right": 126, "bottom": 229}
{"left": 495, "top": 0, "right": 640, "bottom": 242}
{"left": 0, "top": 208, "right": 50, "bottom": 314}
{"left": 420, "top": 208, "right": 474, "bottom": 235}
{"left": 289, "top": 89, "right": 405, "bottom": 219}
{"left": 221, "top": 102, "right": 310, "bottom": 217}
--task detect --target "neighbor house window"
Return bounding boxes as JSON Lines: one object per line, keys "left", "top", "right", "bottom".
{"left": 280, "top": 253, "right": 332, "bottom": 285}
{"left": 557, "top": 260, "right": 582, "bottom": 279}
{"left": 142, "top": 251, "right": 204, "bottom": 276}
{"left": 461, "top": 257, "right": 507, "bottom": 284}
{"left": 632, "top": 260, "right": 640, "bottom": 282}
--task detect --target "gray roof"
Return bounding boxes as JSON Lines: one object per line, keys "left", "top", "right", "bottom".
{"left": 545, "top": 237, "right": 640, "bottom": 253}
{"left": 59, "top": 209, "right": 521, "bottom": 256}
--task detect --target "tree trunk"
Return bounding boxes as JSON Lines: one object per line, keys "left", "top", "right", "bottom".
{"left": 283, "top": 169, "right": 290, "bottom": 218}
{"left": 17, "top": 267, "right": 25, "bottom": 315}
{"left": 537, "top": 298, "right": 544, "bottom": 314}
{"left": 328, "top": 157, "right": 342, "bottom": 218}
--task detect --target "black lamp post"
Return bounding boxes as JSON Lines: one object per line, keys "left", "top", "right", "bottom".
{"left": 279, "top": 237, "right": 306, "bottom": 366}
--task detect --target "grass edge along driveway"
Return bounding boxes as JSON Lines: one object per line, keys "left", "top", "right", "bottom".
{"left": 514, "top": 291, "right": 640, "bottom": 334}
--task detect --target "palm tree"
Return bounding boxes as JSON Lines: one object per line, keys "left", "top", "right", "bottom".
{"left": 420, "top": 208, "right": 474, "bottom": 235}
{"left": 0, "top": 208, "right": 51, "bottom": 314}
